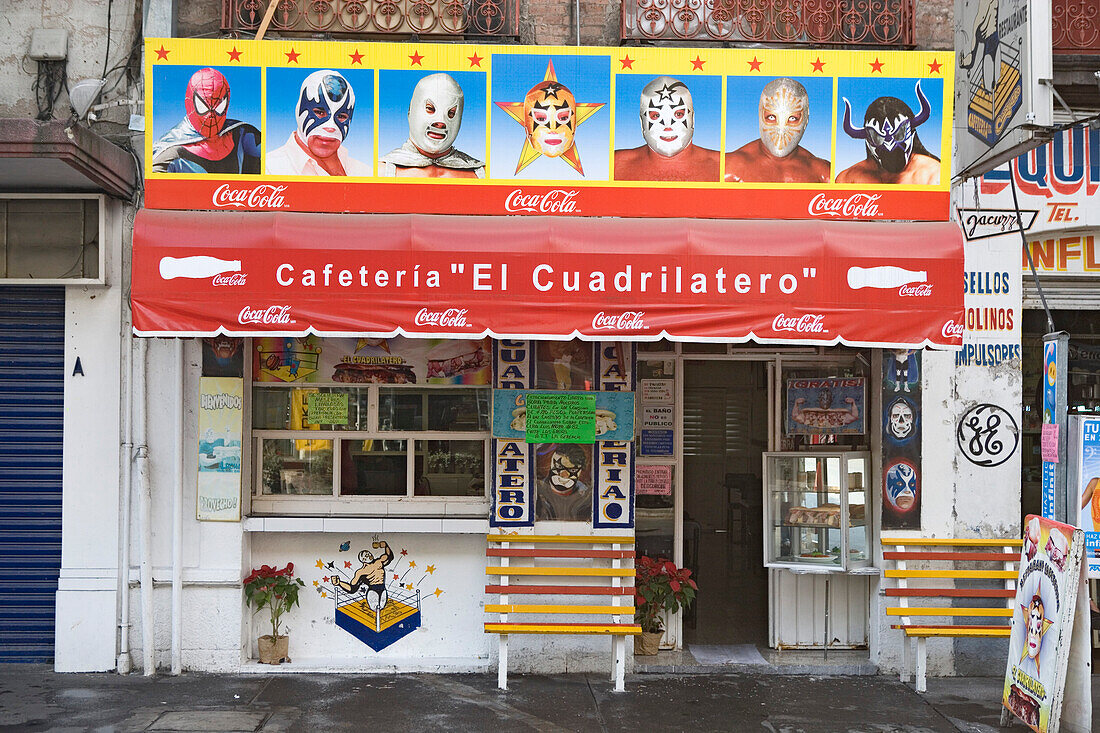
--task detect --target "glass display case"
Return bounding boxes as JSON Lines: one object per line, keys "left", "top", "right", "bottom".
{"left": 763, "top": 451, "right": 872, "bottom": 572}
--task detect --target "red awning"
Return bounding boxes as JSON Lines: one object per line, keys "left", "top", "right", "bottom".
{"left": 131, "top": 210, "right": 964, "bottom": 348}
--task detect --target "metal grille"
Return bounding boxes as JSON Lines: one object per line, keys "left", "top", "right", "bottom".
{"left": 1054, "top": 0, "right": 1100, "bottom": 54}
{"left": 621, "top": 0, "right": 914, "bottom": 46}
{"left": 222, "top": 0, "right": 519, "bottom": 38}
{"left": 0, "top": 287, "right": 64, "bottom": 662}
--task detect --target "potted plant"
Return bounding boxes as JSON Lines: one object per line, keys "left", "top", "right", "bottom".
{"left": 243, "top": 563, "right": 305, "bottom": 664}
{"left": 633, "top": 555, "right": 697, "bottom": 656}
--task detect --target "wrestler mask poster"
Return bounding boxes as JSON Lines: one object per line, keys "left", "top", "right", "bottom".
{"left": 784, "top": 377, "right": 865, "bottom": 436}
{"left": 408, "top": 73, "right": 464, "bottom": 155}
{"left": 725, "top": 76, "right": 832, "bottom": 165}
{"left": 151, "top": 64, "right": 261, "bottom": 155}
{"left": 535, "top": 443, "right": 594, "bottom": 522}
{"left": 377, "top": 69, "right": 486, "bottom": 166}
{"left": 835, "top": 77, "right": 943, "bottom": 178}
{"left": 759, "top": 78, "right": 809, "bottom": 158}
{"left": 639, "top": 76, "right": 694, "bottom": 157}
{"left": 202, "top": 336, "right": 244, "bottom": 377}
{"left": 881, "top": 351, "right": 921, "bottom": 530}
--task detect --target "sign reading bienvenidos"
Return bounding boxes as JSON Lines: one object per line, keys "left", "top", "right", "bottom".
{"left": 145, "top": 39, "right": 953, "bottom": 221}
{"left": 524, "top": 393, "right": 596, "bottom": 444}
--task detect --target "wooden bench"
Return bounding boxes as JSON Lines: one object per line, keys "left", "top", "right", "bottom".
{"left": 484, "top": 533, "right": 640, "bottom": 691}
{"left": 882, "top": 537, "right": 1022, "bottom": 693}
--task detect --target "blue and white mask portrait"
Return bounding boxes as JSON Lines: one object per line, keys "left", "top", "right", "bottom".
{"left": 296, "top": 70, "right": 355, "bottom": 144}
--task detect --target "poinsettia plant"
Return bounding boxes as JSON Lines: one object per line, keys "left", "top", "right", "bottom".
{"left": 634, "top": 555, "right": 697, "bottom": 634}
{"left": 243, "top": 563, "right": 305, "bottom": 639}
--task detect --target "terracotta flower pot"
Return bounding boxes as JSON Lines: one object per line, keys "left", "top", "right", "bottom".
{"left": 634, "top": 631, "right": 662, "bottom": 656}
{"left": 258, "top": 634, "right": 289, "bottom": 665}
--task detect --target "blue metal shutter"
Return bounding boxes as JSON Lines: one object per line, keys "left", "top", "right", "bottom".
{"left": 0, "top": 287, "right": 64, "bottom": 662}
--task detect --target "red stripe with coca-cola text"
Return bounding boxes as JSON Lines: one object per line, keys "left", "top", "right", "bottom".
{"left": 146, "top": 179, "right": 949, "bottom": 222}
{"left": 131, "top": 210, "right": 964, "bottom": 347}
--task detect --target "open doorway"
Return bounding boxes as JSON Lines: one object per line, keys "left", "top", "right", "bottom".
{"left": 682, "top": 360, "right": 769, "bottom": 647}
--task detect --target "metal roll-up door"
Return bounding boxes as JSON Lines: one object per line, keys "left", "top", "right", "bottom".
{"left": 0, "top": 287, "right": 64, "bottom": 662}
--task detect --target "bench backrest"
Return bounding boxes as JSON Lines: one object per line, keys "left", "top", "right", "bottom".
{"left": 881, "top": 537, "right": 1022, "bottom": 627}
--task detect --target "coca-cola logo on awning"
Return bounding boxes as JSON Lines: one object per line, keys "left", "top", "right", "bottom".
{"left": 772, "top": 313, "right": 828, "bottom": 334}
{"left": 414, "top": 308, "right": 471, "bottom": 328}
{"left": 212, "top": 273, "right": 247, "bottom": 287}
{"left": 592, "top": 311, "right": 646, "bottom": 331}
{"left": 238, "top": 305, "right": 293, "bottom": 325}
{"left": 213, "top": 184, "right": 288, "bottom": 209}
{"left": 504, "top": 189, "right": 579, "bottom": 214}
{"left": 898, "top": 283, "right": 933, "bottom": 297}
{"left": 808, "top": 193, "right": 882, "bottom": 218}
{"left": 941, "top": 319, "right": 965, "bottom": 339}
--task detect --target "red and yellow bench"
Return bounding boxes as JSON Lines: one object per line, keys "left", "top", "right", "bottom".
{"left": 484, "top": 533, "right": 640, "bottom": 691}
{"left": 882, "top": 537, "right": 1021, "bottom": 693}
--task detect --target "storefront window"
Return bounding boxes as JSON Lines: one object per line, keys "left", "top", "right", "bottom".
{"left": 378, "top": 388, "right": 490, "bottom": 431}
{"left": 260, "top": 439, "right": 334, "bottom": 494}
{"left": 418, "top": 440, "right": 486, "bottom": 497}
{"left": 339, "top": 440, "right": 407, "bottom": 496}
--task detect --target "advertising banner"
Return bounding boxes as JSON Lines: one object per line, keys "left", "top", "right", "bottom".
{"left": 785, "top": 378, "right": 865, "bottom": 436}
{"left": 132, "top": 210, "right": 965, "bottom": 348}
{"left": 1001, "top": 515, "right": 1085, "bottom": 733}
{"left": 492, "top": 389, "right": 635, "bottom": 443}
{"left": 145, "top": 39, "right": 953, "bottom": 221}
{"left": 197, "top": 376, "right": 243, "bottom": 521}
{"left": 1069, "top": 417, "right": 1100, "bottom": 578}
{"left": 882, "top": 351, "right": 922, "bottom": 530}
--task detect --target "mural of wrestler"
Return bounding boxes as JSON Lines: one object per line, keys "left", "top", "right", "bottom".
{"left": 536, "top": 444, "right": 592, "bottom": 521}
{"left": 836, "top": 81, "right": 940, "bottom": 185}
{"left": 266, "top": 70, "right": 369, "bottom": 176}
{"left": 887, "top": 348, "right": 919, "bottom": 392}
{"left": 959, "top": 0, "right": 999, "bottom": 90}
{"left": 725, "top": 78, "right": 829, "bottom": 183}
{"left": 380, "top": 73, "right": 484, "bottom": 178}
{"left": 614, "top": 76, "right": 719, "bottom": 182}
{"left": 331, "top": 541, "right": 394, "bottom": 612}
{"left": 152, "top": 67, "right": 260, "bottom": 174}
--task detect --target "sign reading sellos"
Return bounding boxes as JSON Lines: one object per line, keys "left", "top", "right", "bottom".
{"left": 145, "top": 39, "right": 952, "bottom": 221}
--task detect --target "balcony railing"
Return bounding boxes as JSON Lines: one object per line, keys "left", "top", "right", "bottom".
{"left": 1053, "top": 0, "right": 1100, "bottom": 53}
{"left": 221, "top": 0, "right": 519, "bottom": 38}
{"left": 622, "top": 0, "right": 914, "bottom": 46}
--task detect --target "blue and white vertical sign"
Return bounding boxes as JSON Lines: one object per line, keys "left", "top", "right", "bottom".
{"left": 1041, "top": 332, "right": 1069, "bottom": 522}
{"left": 1042, "top": 339, "right": 1058, "bottom": 518}
{"left": 594, "top": 342, "right": 635, "bottom": 529}
{"left": 491, "top": 340, "right": 535, "bottom": 527}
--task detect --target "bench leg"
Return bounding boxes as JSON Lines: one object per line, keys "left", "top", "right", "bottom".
{"left": 613, "top": 636, "right": 625, "bottom": 692}
{"left": 498, "top": 634, "right": 508, "bottom": 691}
{"left": 900, "top": 635, "right": 910, "bottom": 683}
{"left": 915, "top": 637, "right": 927, "bottom": 694}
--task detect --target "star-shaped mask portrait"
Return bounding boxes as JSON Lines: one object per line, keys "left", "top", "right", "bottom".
{"left": 495, "top": 60, "right": 604, "bottom": 175}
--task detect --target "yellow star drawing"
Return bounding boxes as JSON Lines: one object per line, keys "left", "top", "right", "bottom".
{"left": 315, "top": 559, "right": 324, "bottom": 569}
{"left": 426, "top": 565, "right": 436, "bottom": 575}
{"left": 321, "top": 591, "right": 327, "bottom": 598}
{"left": 433, "top": 588, "right": 443, "bottom": 598}
{"left": 1019, "top": 598, "right": 1055, "bottom": 677}
{"left": 405, "top": 583, "right": 413, "bottom": 591}
{"left": 409, "top": 560, "right": 416, "bottom": 568}
{"left": 313, "top": 580, "right": 319, "bottom": 587}
{"left": 495, "top": 59, "right": 604, "bottom": 176}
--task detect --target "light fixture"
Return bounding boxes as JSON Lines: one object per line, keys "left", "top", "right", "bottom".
{"left": 69, "top": 78, "right": 105, "bottom": 120}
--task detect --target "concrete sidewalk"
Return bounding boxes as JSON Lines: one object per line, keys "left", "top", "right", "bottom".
{"left": 0, "top": 666, "right": 1094, "bottom": 732}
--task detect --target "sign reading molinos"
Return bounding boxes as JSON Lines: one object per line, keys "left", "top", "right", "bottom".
{"left": 131, "top": 210, "right": 964, "bottom": 348}
{"left": 144, "top": 39, "right": 953, "bottom": 221}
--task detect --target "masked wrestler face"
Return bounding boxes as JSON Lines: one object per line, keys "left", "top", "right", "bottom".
{"left": 296, "top": 70, "right": 355, "bottom": 159}
{"left": 759, "top": 78, "right": 809, "bottom": 158}
{"left": 358, "top": 549, "right": 374, "bottom": 564}
{"left": 1025, "top": 595, "right": 1045, "bottom": 658}
{"left": 185, "top": 68, "right": 230, "bottom": 140}
{"left": 639, "top": 76, "right": 694, "bottom": 157}
{"left": 886, "top": 462, "right": 917, "bottom": 511}
{"left": 524, "top": 80, "right": 576, "bottom": 158}
{"left": 548, "top": 447, "right": 584, "bottom": 493}
{"left": 408, "top": 73, "right": 464, "bottom": 156}
{"left": 843, "top": 81, "right": 932, "bottom": 173}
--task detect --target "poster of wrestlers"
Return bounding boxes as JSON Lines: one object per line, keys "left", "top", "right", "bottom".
{"left": 834, "top": 77, "right": 945, "bottom": 185}
{"left": 265, "top": 67, "right": 373, "bottom": 176}
{"left": 882, "top": 349, "right": 922, "bottom": 530}
{"left": 491, "top": 54, "right": 610, "bottom": 180}
{"left": 535, "top": 443, "right": 594, "bottom": 521}
{"left": 1001, "top": 515, "right": 1084, "bottom": 733}
{"left": 785, "top": 377, "right": 865, "bottom": 436}
{"left": 724, "top": 76, "right": 833, "bottom": 184}
{"left": 378, "top": 69, "right": 487, "bottom": 178}
{"left": 613, "top": 74, "right": 722, "bottom": 182}
{"left": 253, "top": 336, "right": 491, "bottom": 385}
{"left": 151, "top": 65, "right": 261, "bottom": 174}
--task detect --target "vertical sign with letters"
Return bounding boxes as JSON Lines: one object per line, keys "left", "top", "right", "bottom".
{"left": 492, "top": 340, "right": 534, "bottom": 526}
{"left": 594, "top": 342, "right": 635, "bottom": 528}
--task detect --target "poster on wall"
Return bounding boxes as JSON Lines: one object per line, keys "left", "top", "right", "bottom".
{"left": 197, "top": 376, "right": 243, "bottom": 521}
{"left": 1001, "top": 515, "right": 1089, "bottom": 733}
{"left": 493, "top": 389, "right": 635, "bottom": 443}
{"left": 1070, "top": 417, "right": 1100, "bottom": 578}
{"left": 882, "top": 351, "right": 922, "bottom": 530}
{"left": 201, "top": 336, "right": 244, "bottom": 377}
{"left": 785, "top": 378, "right": 865, "bottom": 435}
{"left": 144, "top": 39, "right": 953, "bottom": 221}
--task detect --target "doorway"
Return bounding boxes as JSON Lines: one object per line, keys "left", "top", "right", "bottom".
{"left": 682, "top": 360, "right": 769, "bottom": 647}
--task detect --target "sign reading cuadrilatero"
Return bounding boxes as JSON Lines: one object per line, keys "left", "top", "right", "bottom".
{"left": 145, "top": 39, "right": 953, "bottom": 220}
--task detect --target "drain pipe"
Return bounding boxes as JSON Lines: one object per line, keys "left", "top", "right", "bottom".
{"left": 116, "top": 316, "right": 134, "bottom": 674}
{"left": 135, "top": 336, "right": 155, "bottom": 675}
{"left": 171, "top": 338, "right": 184, "bottom": 675}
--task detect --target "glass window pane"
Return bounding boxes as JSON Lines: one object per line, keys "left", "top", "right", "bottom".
{"left": 340, "top": 439, "right": 407, "bottom": 496}
{"left": 418, "top": 440, "right": 486, "bottom": 497}
{"left": 378, "top": 388, "right": 490, "bottom": 432}
{"left": 252, "top": 387, "right": 368, "bottom": 430}
{"left": 260, "top": 439, "right": 333, "bottom": 494}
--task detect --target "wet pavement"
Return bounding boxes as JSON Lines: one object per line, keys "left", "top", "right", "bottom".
{"left": 0, "top": 666, "right": 1094, "bottom": 732}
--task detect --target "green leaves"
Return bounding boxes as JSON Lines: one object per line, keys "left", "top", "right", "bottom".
{"left": 243, "top": 563, "right": 303, "bottom": 638}
{"left": 633, "top": 555, "right": 698, "bottom": 634}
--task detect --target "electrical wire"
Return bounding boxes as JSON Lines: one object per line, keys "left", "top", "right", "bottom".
{"left": 104, "top": 0, "right": 113, "bottom": 80}
{"left": 1011, "top": 174, "right": 1055, "bottom": 335}
{"left": 33, "top": 60, "right": 67, "bottom": 120}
